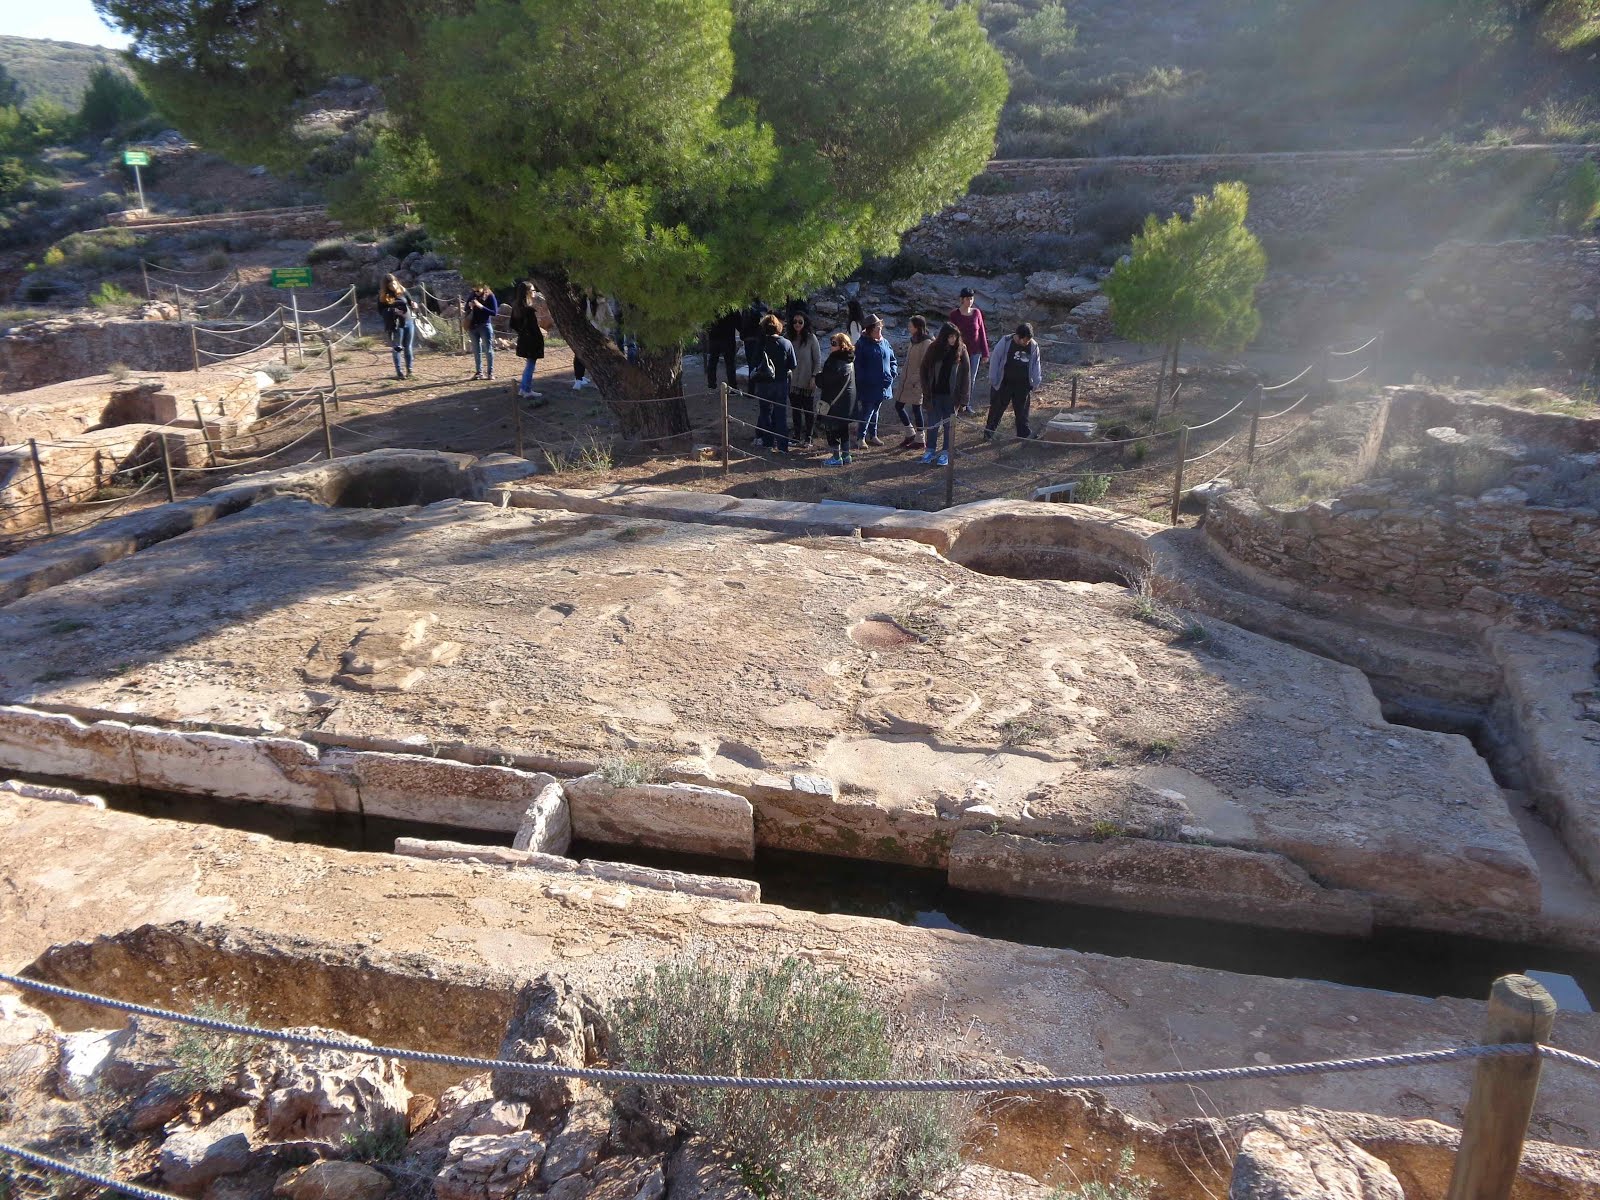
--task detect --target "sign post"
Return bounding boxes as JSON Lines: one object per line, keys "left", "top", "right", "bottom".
{"left": 270, "top": 267, "right": 314, "bottom": 363}
{"left": 122, "top": 149, "right": 149, "bottom": 213}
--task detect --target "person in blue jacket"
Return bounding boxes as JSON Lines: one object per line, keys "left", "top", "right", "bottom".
{"left": 852, "top": 313, "right": 897, "bottom": 447}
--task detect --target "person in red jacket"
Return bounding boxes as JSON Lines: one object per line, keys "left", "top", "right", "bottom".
{"left": 947, "top": 286, "right": 990, "bottom": 417}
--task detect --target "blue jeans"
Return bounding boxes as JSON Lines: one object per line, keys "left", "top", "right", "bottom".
{"left": 856, "top": 394, "right": 888, "bottom": 442}
{"left": 471, "top": 324, "right": 495, "bottom": 376}
{"left": 926, "top": 392, "right": 954, "bottom": 452}
{"left": 520, "top": 358, "right": 539, "bottom": 393}
{"left": 755, "top": 380, "right": 789, "bottom": 452}
{"left": 390, "top": 319, "right": 414, "bottom": 375}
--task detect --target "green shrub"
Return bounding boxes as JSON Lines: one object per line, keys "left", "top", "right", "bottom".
{"left": 1075, "top": 473, "right": 1113, "bottom": 503}
{"left": 166, "top": 1001, "right": 256, "bottom": 1094}
{"left": 382, "top": 225, "right": 433, "bottom": 259}
{"left": 1556, "top": 160, "right": 1600, "bottom": 232}
{"left": 1055, "top": 1148, "right": 1157, "bottom": 1200}
{"left": 610, "top": 957, "right": 970, "bottom": 1200}
{"left": 90, "top": 281, "right": 138, "bottom": 309}
{"left": 1075, "top": 186, "right": 1159, "bottom": 243}
{"left": 307, "top": 238, "right": 352, "bottom": 264}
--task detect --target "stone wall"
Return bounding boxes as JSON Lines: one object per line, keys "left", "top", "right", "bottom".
{"left": 1206, "top": 477, "right": 1600, "bottom": 634}
{"left": 0, "top": 314, "right": 198, "bottom": 393}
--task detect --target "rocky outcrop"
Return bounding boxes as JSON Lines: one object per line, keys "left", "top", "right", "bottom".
{"left": 0, "top": 315, "right": 201, "bottom": 392}
{"left": 1230, "top": 1127, "right": 1405, "bottom": 1200}
{"left": 491, "top": 977, "right": 611, "bottom": 1118}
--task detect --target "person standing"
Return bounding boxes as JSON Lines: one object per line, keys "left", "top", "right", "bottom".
{"left": 845, "top": 298, "right": 867, "bottom": 345}
{"left": 919, "top": 321, "right": 971, "bottom": 467}
{"left": 508, "top": 281, "right": 545, "bottom": 401}
{"left": 894, "top": 315, "right": 932, "bottom": 450}
{"left": 852, "top": 314, "right": 897, "bottom": 447}
{"left": 742, "top": 299, "right": 771, "bottom": 378}
{"left": 786, "top": 310, "right": 823, "bottom": 447}
{"left": 571, "top": 291, "right": 600, "bottom": 391}
{"left": 749, "top": 312, "right": 797, "bottom": 454}
{"left": 377, "top": 273, "right": 415, "bottom": 381}
{"left": 465, "top": 283, "right": 499, "bottom": 381}
{"left": 817, "top": 331, "right": 858, "bottom": 467}
{"left": 948, "top": 286, "right": 990, "bottom": 416}
{"left": 985, "top": 322, "right": 1042, "bottom": 442}
{"left": 703, "top": 310, "right": 741, "bottom": 390}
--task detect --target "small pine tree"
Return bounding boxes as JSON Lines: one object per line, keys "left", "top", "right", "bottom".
{"left": 77, "top": 65, "right": 153, "bottom": 138}
{"left": 1104, "top": 182, "right": 1267, "bottom": 411}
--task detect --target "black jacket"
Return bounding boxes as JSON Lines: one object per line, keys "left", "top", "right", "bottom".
{"left": 378, "top": 292, "right": 412, "bottom": 332}
{"left": 510, "top": 306, "right": 545, "bottom": 360}
{"left": 817, "top": 349, "right": 857, "bottom": 426}
{"left": 706, "top": 311, "right": 741, "bottom": 349}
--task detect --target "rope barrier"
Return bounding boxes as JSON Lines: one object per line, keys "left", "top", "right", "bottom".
{"left": 1329, "top": 335, "right": 1380, "bottom": 357}
{"left": 195, "top": 309, "right": 285, "bottom": 337}
{"left": 1260, "top": 362, "right": 1315, "bottom": 392}
{"left": 1259, "top": 393, "right": 1312, "bottom": 422}
{"left": 1, "top": 972, "right": 1595, "bottom": 1096}
{"left": 1328, "top": 364, "right": 1371, "bottom": 385}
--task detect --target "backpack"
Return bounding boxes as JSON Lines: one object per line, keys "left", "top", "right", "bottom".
{"left": 750, "top": 337, "right": 778, "bottom": 383}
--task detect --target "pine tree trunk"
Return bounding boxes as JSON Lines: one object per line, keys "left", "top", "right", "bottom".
{"left": 1153, "top": 342, "right": 1171, "bottom": 416}
{"left": 533, "top": 270, "right": 691, "bottom": 444}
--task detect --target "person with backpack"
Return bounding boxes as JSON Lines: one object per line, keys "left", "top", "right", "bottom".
{"left": 949, "top": 286, "right": 990, "bottom": 416}
{"left": 377, "top": 274, "right": 415, "bottom": 381}
{"left": 894, "top": 315, "right": 932, "bottom": 451}
{"left": 703, "top": 310, "right": 741, "bottom": 390}
{"left": 786, "top": 310, "right": 823, "bottom": 447}
{"left": 817, "top": 331, "right": 858, "bottom": 467}
{"left": 919, "top": 321, "right": 971, "bottom": 467}
{"left": 465, "top": 283, "right": 499, "bottom": 380}
{"left": 749, "top": 312, "right": 797, "bottom": 454}
{"left": 852, "top": 314, "right": 897, "bottom": 447}
{"left": 984, "top": 322, "right": 1043, "bottom": 442}
{"left": 509, "top": 281, "right": 546, "bottom": 401}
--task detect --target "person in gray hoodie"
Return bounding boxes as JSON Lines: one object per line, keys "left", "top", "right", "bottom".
{"left": 983, "top": 322, "right": 1043, "bottom": 442}
{"left": 786, "top": 310, "right": 823, "bottom": 447}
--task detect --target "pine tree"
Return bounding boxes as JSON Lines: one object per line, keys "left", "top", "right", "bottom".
{"left": 99, "top": 0, "right": 1009, "bottom": 437}
{"left": 1104, "top": 182, "right": 1267, "bottom": 412}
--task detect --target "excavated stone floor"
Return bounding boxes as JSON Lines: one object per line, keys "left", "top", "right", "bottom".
{"left": 0, "top": 452, "right": 1564, "bottom": 944}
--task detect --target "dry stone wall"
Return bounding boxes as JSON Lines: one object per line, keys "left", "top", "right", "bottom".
{"left": 1206, "top": 480, "right": 1600, "bottom": 634}
{"left": 0, "top": 313, "right": 197, "bottom": 393}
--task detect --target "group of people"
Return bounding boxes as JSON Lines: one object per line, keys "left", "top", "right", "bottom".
{"left": 719, "top": 288, "right": 1042, "bottom": 467}
{"left": 375, "top": 275, "right": 1044, "bottom": 466}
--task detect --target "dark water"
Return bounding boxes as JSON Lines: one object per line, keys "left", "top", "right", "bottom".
{"left": 62, "top": 778, "right": 1596, "bottom": 1013}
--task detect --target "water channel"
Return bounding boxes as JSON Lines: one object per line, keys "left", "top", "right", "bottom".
{"left": 65, "top": 776, "right": 1600, "bottom": 1014}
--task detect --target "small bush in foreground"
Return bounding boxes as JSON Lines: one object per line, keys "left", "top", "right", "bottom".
{"left": 166, "top": 1000, "right": 255, "bottom": 1094}
{"left": 609, "top": 957, "right": 971, "bottom": 1200}
{"left": 90, "top": 282, "right": 138, "bottom": 309}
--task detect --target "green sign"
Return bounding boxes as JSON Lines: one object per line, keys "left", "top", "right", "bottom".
{"left": 270, "top": 267, "right": 314, "bottom": 289}
{"left": 122, "top": 149, "right": 150, "bottom": 167}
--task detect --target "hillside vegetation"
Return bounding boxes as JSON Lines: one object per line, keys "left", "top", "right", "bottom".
{"left": 986, "top": 0, "right": 1600, "bottom": 157}
{"left": 0, "top": 36, "right": 132, "bottom": 109}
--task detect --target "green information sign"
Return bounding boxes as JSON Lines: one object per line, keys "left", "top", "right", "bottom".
{"left": 122, "top": 149, "right": 150, "bottom": 167}
{"left": 270, "top": 267, "right": 314, "bottom": 289}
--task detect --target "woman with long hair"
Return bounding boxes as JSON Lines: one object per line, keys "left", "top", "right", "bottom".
{"left": 464, "top": 283, "right": 499, "bottom": 380}
{"left": 817, "top": 331, "right": 858, "bottom": 467}
{"left": 918, "top": 321, "right": 971, "bottom": 467}
{"left": 894, "top": 314, "right": 932, "bottom": 450}
{"left": 509, "top": 280, "right": 546, "bottom": 401}
{"left": 786, "top": 310, "right": 823, "bottom": 448}
{"left": 377, "top": 273, "right": 415, "bottom": 381}
{"left": 845, "top": 298, "right": 866, "bottom": 345}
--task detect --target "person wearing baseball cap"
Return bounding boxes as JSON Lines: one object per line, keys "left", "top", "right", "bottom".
{"left": 851, "top": 313, "right": 898, "bottom": 448}
{"left": 948, "top": 286, "right": 990, "bottom": 416}
{"left": 984, "top": 322, "right": 1042, "bottom": 442}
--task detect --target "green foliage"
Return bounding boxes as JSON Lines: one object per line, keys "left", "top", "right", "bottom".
{"left": 307, "top": 237, "right": 353, "bottom": 264}
{"left": 610, "top": 957, "right": 970, "bottom": 1200}
{"left": 1052, "top": 1149, "right": 1157, "bottom": 1200}
{"left": 1104, "top": 181, "right": 1266, "bottom": 354}
{"left": 166, "top": 1001, "right": 255, "bottom": 1094}
{"left": 0, "top": 64, "right": 20, "bottom": 111}
{"left": 104, "top": 0, "right": 1008, "bottom": 352}
{"left": 1556, "top": 160, "right": 1600, "bottom": 232}
{"left": 598, "top": 754, "right": 656, "bottom": 787}
{"left": 77, "top": 65, "right": 155, "bottom": 137}
{"left": 90, "top": 281, "right": 137, "bottom": 308}
{"left": 1074, "top": 472, "right": 1112, "bottom": 503}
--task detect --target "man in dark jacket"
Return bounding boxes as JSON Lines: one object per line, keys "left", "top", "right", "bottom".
{"left": 749, "top": 312, "right": 798, "bottom": 454}
{"left": 984, "top": 322, "right": 1044, "bottom": 442}
{"left": 851, "top": 314, "right": 898, "bottom": 447}
{"left": 704, "top": 311, "right": 741, "bottom": 389}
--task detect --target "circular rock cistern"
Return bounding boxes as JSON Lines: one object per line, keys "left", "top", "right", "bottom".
{"left": 939, "top": 511, "right": 1149, "bottom": 585}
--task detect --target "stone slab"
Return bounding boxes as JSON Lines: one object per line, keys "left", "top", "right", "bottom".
{"left": 563, "top": 775, "right": 754, "bottom": 861}
{"left": 1040, "top": 417, "right": 1099, "bottom": 444}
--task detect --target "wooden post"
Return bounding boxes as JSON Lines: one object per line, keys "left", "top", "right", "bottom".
{"left": 512, "top": 391, "right": 525, "bottom": 459}
{"left": 1444, "top": 975, "right": 1556, "bottom": 1200}
{"left": 191, "top": 399, "right": 219, "bottom": 467}
{"left": 1245, "top": 385, "right": 1263, "bottom": 475}
{"left": 278, "top": 309, "right": 290, "bottom": 366}
{"left": 1070, "top": 374, "right": 1080, "bottom": 410}
{"left": 28, "top": 439, "right": 54, "bottom": 535}
{"left": 158, "top": 433, "right": 177, "bottom": 503}
{"left": 719, "top": 382, "right": 730, "bottom": 477}
{"left": 322, "top": 332, "right": 339, "bottom": 410}
{"left": 317, "top": 390, "right": 335, "bottom": 461}
{"left": 189, "top": 323, "right": 201, "bottom": 373}
{"left": 1168, "top": 425, "right": 1189, "bottom": 527}
{"left": 943, "top": 418, "right": 955, "bottom": 509}
{"left": 140, "top": 259, "right": 151, "bottom": 301}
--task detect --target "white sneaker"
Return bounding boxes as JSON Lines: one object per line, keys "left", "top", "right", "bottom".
{"left": 526, "top": 390, "right": 543, "bottom": 399}
{"left": 572, "top": 380, "right": 585, "bottom": 390}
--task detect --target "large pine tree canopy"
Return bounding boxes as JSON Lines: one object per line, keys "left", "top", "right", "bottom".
{"left": 97, "top": 0, "right": 1009, "bottom": 351}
